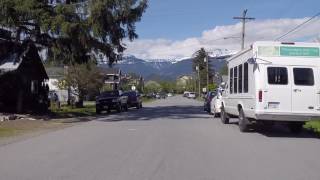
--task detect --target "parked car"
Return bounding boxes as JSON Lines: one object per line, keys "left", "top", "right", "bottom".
{"left": 210, "top": 89, "right": 223, "bottom": 116}
{"left": 123, "top": 91, "right": 142, "bottom": 109}
{"left": 187, "top": 92, "right": 196, "bottom": 99}
{"left": 203, "top": 91, "right": 216, "bottom": 113}
{"left": 183, "top": 91, "right": 190, "bottom": 97}
{"left": 167, "top": 93, "right": 173, "bottom": 97}
{"left": 156, "top": 92, "right": 166, "bottom": 99}
{"left": 95, "top": 90, "right": 128, "bottom": 114}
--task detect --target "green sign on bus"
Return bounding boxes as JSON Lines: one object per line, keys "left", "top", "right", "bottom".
{"left": 258, "top": 46, "right": 320, "bottom": 57}
{"left": 280, "top": 47, "right": 320, "bottom": 57}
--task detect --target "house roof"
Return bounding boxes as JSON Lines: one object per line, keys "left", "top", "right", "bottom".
{"left": 0, "top": 40, "right": 48, "bottom": 79}
{"left": 0, "top": 41, "right": 24, "bottom": 74}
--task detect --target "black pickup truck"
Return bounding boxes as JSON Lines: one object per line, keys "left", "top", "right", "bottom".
{"left": 95, "top": 90, "right": 128, "bottom": 114}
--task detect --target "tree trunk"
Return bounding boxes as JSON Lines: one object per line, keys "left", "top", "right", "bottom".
{"left": 76, "top": 91, "right": 84, "bottom": 108}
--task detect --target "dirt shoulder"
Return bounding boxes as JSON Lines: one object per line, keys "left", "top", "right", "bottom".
{"left": 0, "top": 117, "right": 92, "bottom": 147}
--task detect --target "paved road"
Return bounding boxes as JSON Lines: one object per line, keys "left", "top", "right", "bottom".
{"left": 1, "top": 96, "right": 320, "bottom": 180}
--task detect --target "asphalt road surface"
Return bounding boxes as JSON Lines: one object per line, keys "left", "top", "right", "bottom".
{"left": 1, "top": 96, "right": 320, "bottom": 180}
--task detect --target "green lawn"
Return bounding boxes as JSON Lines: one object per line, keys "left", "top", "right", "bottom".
{"left": 51, "top": 99, "right": 156, "bottom": 119}
{"left": 50, "top": 104, "right": 96, "bottom": 119}
{"left": 304, "top": 120, "right": 320, "bottom": 134}
{"left": 0, "top": 127, "right": 17, "bottom": 137}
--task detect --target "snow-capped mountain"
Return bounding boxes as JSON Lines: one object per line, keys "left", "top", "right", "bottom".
{"left": 110, "top": 51, "right": 233, "bottom": 80}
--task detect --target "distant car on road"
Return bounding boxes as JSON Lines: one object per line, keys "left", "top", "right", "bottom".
{"left": 187, "top": 92, "right": 196, "bottom": 99}
{"left": 167, "top": 93, "right": 173, "bottom": 97}
{"left": 123, "top": 91, "right": 142, "bottom": 109}
{"left": 96, "top": 90, "right": 128, "bottom": 114}
{"left": 183, "top": 91, "right": 190, "bottom": 97}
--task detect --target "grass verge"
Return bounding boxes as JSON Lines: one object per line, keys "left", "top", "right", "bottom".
{"left": 0, "top": 119, "right": 68, "bottom": 139}
{"left": 142, "top": 97, "right": 156, "bottom": 103}
{"left": 50, "top": 104, "right": 96, "bottom": 119}
{"left": 304, "top": 120, "right": 320, "bottom": 135}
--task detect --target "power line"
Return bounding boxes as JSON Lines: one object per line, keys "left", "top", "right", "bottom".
{"left": 275, "top": 11, "right": 320, "bottom": 41}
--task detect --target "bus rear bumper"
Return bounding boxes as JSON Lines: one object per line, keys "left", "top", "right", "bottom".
{"left": 255, "top": 112, "right": 320, "bottom": 122}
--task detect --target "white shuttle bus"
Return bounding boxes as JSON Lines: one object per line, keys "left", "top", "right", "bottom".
{"left": 221, "top": 41, "right": 320, "bottom": 133}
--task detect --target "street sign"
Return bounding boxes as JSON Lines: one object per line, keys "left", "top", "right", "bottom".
{"left": 202, "top": 88, "right": 207, "bottom": 93}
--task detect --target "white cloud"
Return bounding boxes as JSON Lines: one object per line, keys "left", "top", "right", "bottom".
{"left": 125, "top": 17, "right": 320, "bottom": 59}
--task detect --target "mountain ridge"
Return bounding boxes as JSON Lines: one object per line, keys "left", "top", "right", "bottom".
{"left": 105, "top": 54, "right": 231, "bottom": 81}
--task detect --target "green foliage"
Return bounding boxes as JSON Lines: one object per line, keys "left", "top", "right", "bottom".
{"left": 58, "top": 62, "right": 104, "bottom": 106}
{"left": 144, "top": 81, "right": 161, "bottom": 94}
{"left": 208, "top": 83, "right": 217, "bottom": 91}
{"left": 0, "top": 0, "right": 148, "bottom": 65}
{"left": 304, "top": 120, "right": 320, "bottom": 134}
{"left": 51, "top": 103, "right": 96, "bottom": 118}
{"left": 158, "top": 81, "right": 176, "bottom": 93}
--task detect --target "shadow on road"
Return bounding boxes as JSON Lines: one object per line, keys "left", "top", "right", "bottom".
{"left": 226, "top": 118, "right": 319, "bottom": 139}
{"left": 256, "top": 126, "right": 319, "bottom": 139}
{"left": 96, "top": 105, "right": 210, "bottom": 122}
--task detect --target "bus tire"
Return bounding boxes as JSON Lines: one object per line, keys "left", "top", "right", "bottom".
{"left": 220, "top": 105, "right": 229, "bottom": 124}
{"left": 238, "top": 108, "right": 250, "bottom": 132}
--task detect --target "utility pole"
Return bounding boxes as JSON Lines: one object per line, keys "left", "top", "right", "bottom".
{"left": 196, "top": 65, "right": 201, "bottom": 97}
{"left": 233, "top": 9, "right": 255, "bottom": 50}
{"left": 204, "top": 54, "right": 209, "bottom": 92}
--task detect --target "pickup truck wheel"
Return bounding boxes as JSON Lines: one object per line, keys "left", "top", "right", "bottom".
{"left": 220, "top": 106, "right": 229, "bottom": 124}
{"left": 96, "top": 108, "right": 101, "bottom": 114}
{"left": 288, "top": 122, "right": 303, "bottom": 134}
{"left": 238, "top": 108, "right": 250, "bottom": 132}
{"left": 125, "top": 104, "right": 129, "bottom": 111}
{"left": 136, "top": 104, "right": 140, "bottom": 109}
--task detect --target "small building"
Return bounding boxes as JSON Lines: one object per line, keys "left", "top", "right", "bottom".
{"left": 99, "top": 67, "right": 122, "bottom": 90}
{"left": 177, "top": 75, "right": 193, "bottom": 88}
{"left": 45, "top": 66, "right": 69, "bottom": 102}
{"left": 0, "top": 40, "right": 49, "bottom": 113}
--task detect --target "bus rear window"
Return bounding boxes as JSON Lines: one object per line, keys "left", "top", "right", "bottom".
{"left": 293, "top": 68, "right": 314, "bottom": 86}
{"left": 267, "top": 67, "right": 288, "bottom": 85}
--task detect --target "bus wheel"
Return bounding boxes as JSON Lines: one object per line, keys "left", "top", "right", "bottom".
{"left": 238, "top": 108, "right": 250, "bottom": 132}
{"left": 220, "top": 106, "right": 229, "bottom": 124}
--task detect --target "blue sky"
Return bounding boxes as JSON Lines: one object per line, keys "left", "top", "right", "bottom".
{"left": 136, "top": 0, "right": 320, "bottom": 40}
{"left": 125, "top": 0, "right": 320, "bottom": 59}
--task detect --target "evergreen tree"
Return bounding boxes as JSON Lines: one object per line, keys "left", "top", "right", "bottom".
{"left": 0, "top": 0, "right": 148, "bottom": 65}
{"left": 192, "top": 48, "right": 214, "bottom": 91}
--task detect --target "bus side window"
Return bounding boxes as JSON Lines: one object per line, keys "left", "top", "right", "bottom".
{"left": 238, "top": 64, "right": 243, "bottom": 93}
{"left": 267, "top": 67, "right": 288, "bottom": 85}
{"left": 244, "top": 63, "right": 248, "bottom": 93}
{"left": 230, "top": 68, "right": 233, "bottom": 94}
{"left": 234, "top": 66, "right": 238, "bottom": 94}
